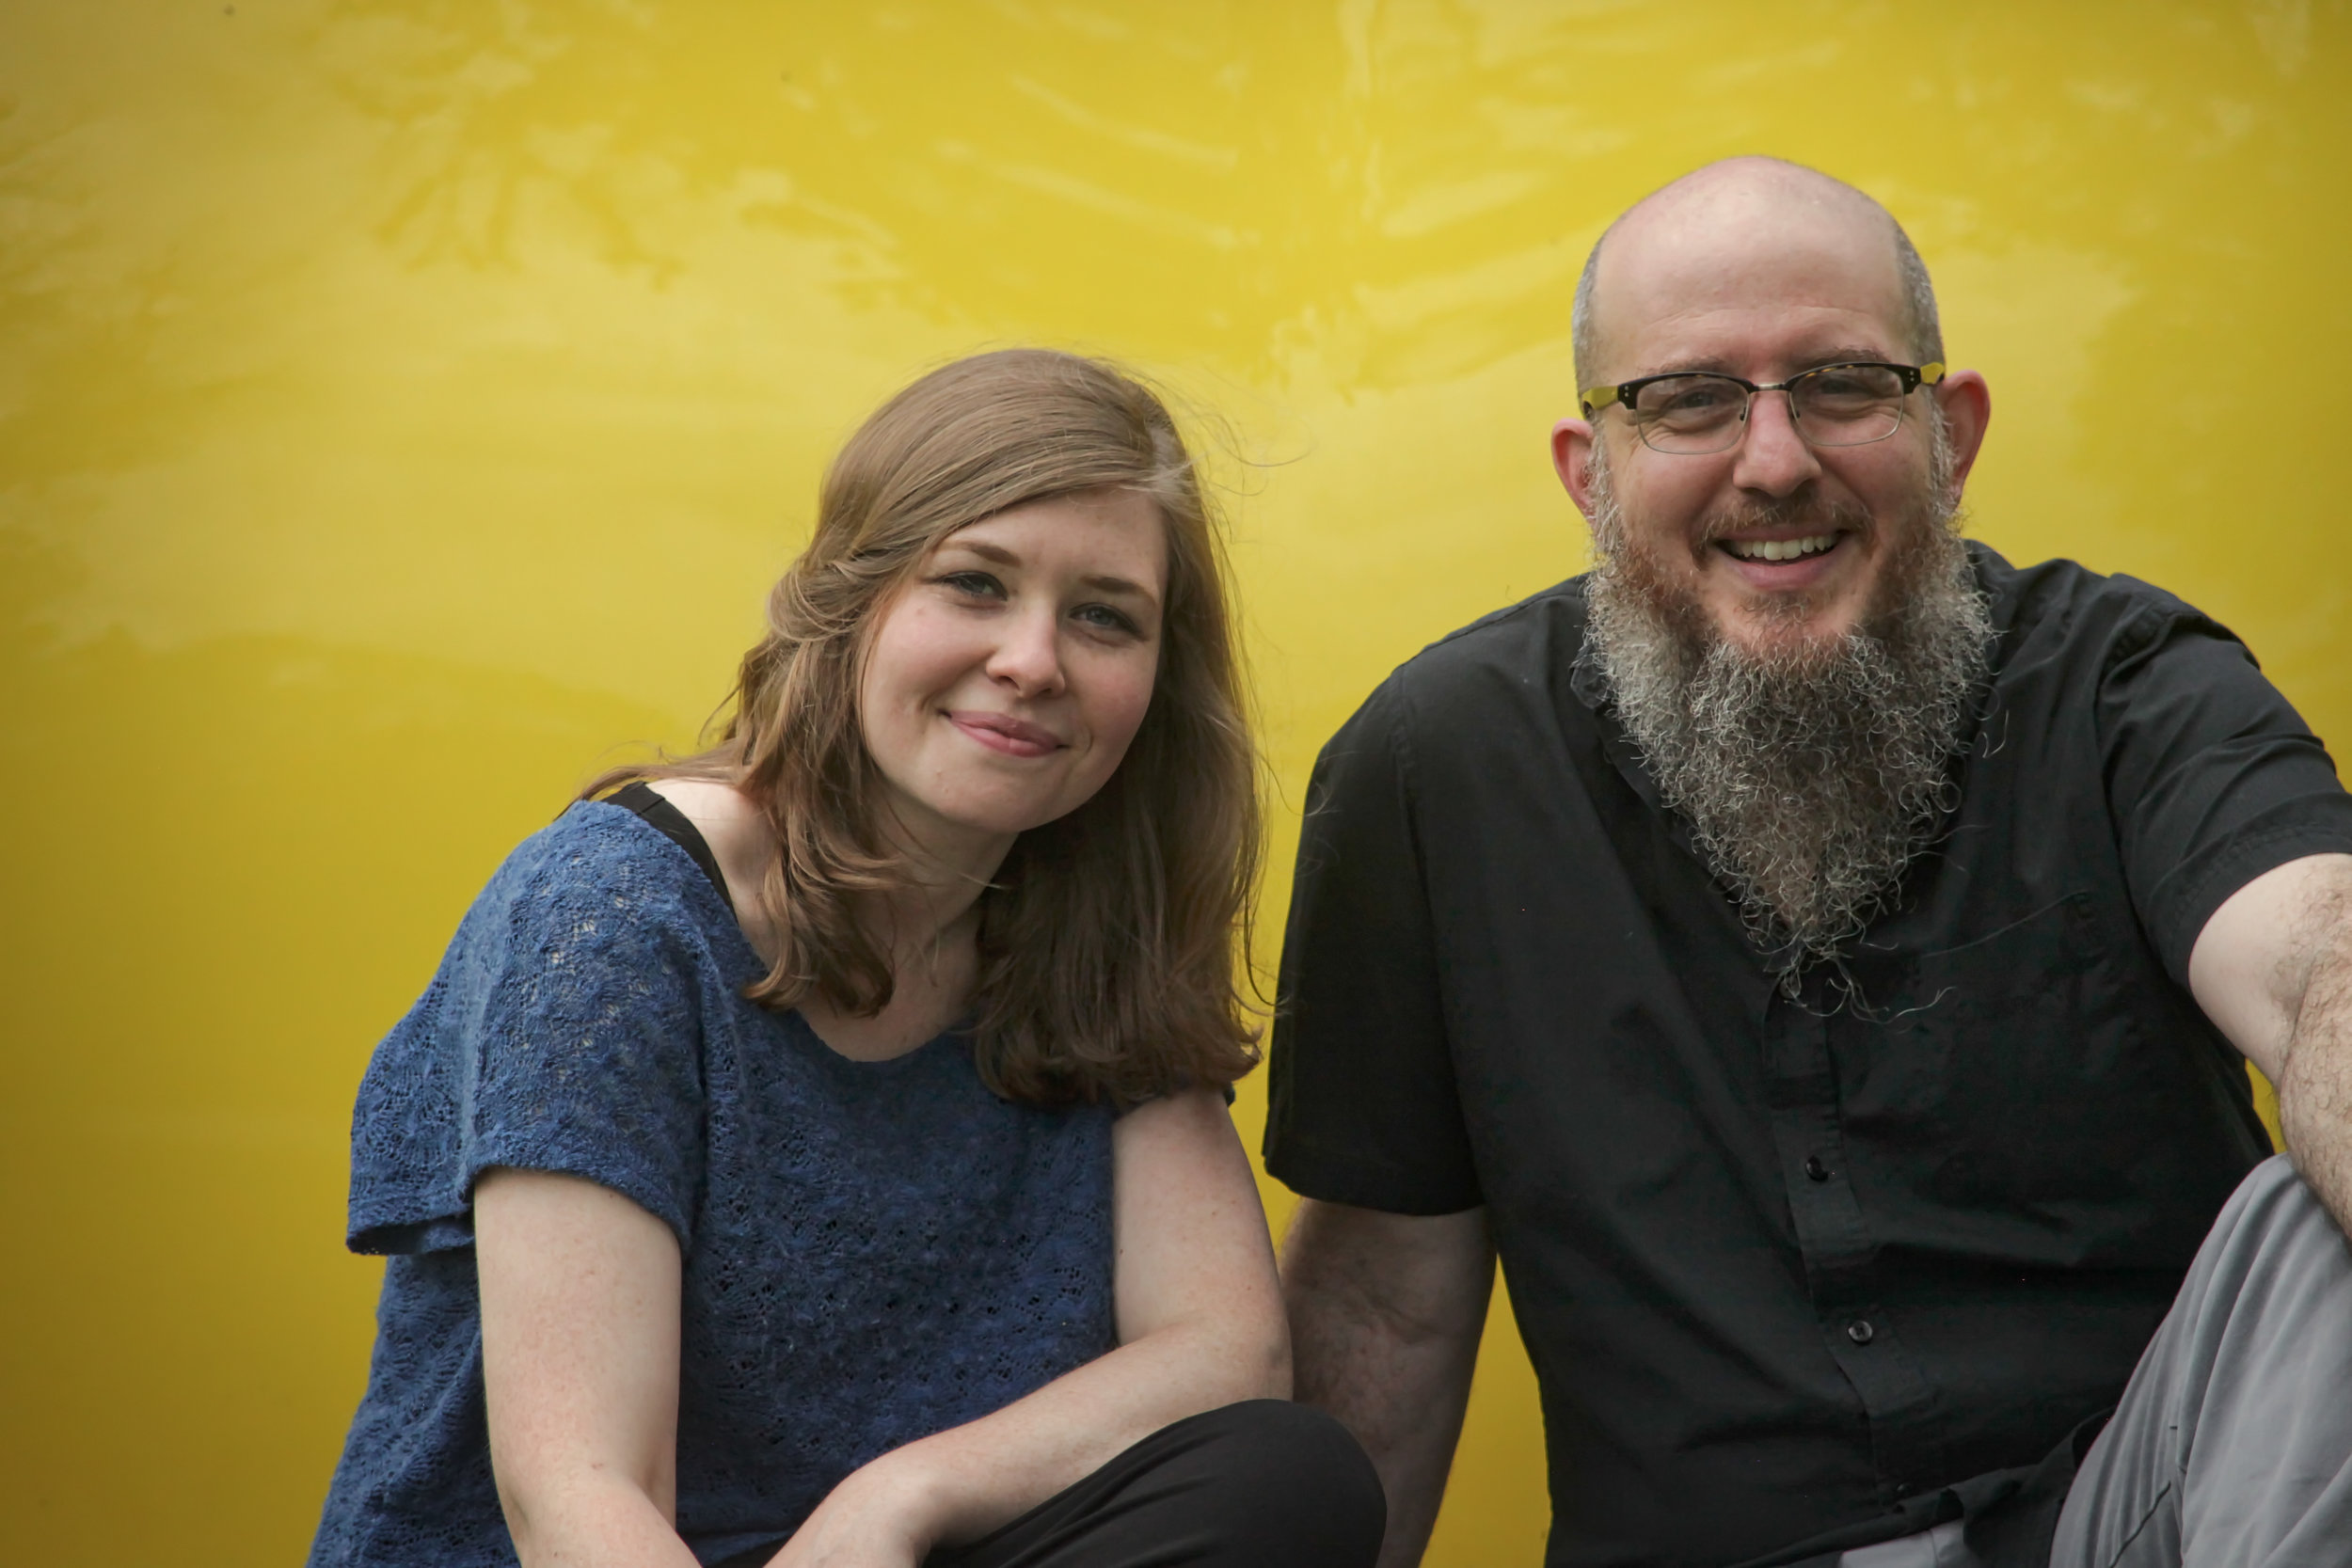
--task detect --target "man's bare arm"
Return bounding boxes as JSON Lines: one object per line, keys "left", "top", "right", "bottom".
{"left": 2189, "top": 851, "right": 2352, "bottom": 1230}
{"left": 1281, "top": 1199, "right": 1495, "bottom": 1568}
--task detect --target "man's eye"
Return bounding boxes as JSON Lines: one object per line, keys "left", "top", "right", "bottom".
{"left": 1647, "top": 380, "right": 1737, "bottom": 416}
{"left": 1804, "top": 366, "right": 1901, "bottom": 402}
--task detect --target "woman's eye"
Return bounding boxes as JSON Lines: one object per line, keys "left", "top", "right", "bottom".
{"left": 938, "top": 570, "right": 1005, "bottom": 599}
{"left": 1073, "top": 603, "right": 1141, "bottom": 636}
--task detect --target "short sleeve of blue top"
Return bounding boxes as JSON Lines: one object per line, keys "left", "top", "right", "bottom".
{"left": 309, "top": 802, "right": 1118, "bottom": 1568}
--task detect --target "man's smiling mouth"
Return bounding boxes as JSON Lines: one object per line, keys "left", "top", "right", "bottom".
{"left": 1722, "top": 533, "right": 1838, "bottom": 562}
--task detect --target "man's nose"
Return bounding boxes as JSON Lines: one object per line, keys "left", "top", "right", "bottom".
{"left": 986, "top": 606, "right": 1066, "bottom": 696}
{"left": 1730, "top": 388, "right": 1821, "bottom": 498}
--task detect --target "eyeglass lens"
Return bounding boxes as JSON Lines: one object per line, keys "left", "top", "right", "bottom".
{"left": 1629, "top": 365, "right": 1912, "bottom": 454}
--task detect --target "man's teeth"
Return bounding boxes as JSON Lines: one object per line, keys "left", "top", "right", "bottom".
{"left": 1725, "top": 534, "right": 1836, "bottom": 562}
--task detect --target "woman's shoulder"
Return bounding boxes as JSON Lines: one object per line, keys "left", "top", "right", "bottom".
{"left": 501, "top": 796, "right": 680, "bottom": 882}
{"left": 347, "top": 800, "right": 743, "bottom": 1256}
{"left": 640, "top": 776, "right": 750, "bottom": 822}
{"left": 635, "top": 778, "right": 771, "bottom": 909}
{"left": 463, "top": 797, "right": 742, "bottom": 960}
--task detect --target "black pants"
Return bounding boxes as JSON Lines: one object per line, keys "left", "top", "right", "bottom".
{"left": 716, "top": 1401, "right": 1385, "bottom": 1568}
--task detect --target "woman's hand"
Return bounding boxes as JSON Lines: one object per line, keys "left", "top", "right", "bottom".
{"left": 764, "top": 1450, "right": 946, "bottom": 1568}
{"left": 774, "top": 1089, "right": 1289, "bottom": 1558}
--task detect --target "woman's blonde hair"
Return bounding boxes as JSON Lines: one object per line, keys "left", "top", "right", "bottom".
{"left": 589, "top": 348, "right": 1262, "bottom": 1107}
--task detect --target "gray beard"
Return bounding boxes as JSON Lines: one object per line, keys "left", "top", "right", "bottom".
{"left": 1581, "top": 436, "right": 1993, "bottom": 983}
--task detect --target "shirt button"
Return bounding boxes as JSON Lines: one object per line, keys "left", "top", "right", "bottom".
{"left": 1804, "top": 1155, "right": 1831, "bottom": 1181}
{"left": 1847, "top": 1319, "right": 1875, "bottom": 1345}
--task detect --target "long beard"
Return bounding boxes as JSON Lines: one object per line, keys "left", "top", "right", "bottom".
{"left": 1581, "top": 432, "right": 1992, "bottom": 983}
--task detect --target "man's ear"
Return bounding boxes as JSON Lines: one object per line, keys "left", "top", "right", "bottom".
{"left": 1551, "top": 417, "right": 1599, "bottom": 522}
{"left": 1931, "top": 370, "right": 1992, "bottom": 500}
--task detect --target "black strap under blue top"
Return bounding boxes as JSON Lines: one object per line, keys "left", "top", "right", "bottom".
{"left": 608, "top": 780, "right": 732, "bottom": 907}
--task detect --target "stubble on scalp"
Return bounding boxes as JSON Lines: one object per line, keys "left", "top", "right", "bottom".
{"left": 1581, "top": 426, "right": 1994, "bottom": 983}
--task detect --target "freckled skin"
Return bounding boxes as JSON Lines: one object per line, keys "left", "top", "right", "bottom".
{"left": 857, "top": 489, "right": 1169, "bottom": 869}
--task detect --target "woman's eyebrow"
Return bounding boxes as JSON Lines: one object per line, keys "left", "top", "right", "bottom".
{"left": 1081, "top": 573, "right": 1159, "bottom": 605}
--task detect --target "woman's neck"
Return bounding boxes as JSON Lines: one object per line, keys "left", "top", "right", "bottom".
{"left": 868, "top": 814, "right": 1014, "bottom": 954}
{"left": 801, "top": 813, "right": 1012, "bottom": 1062}
{"left": 641, "top": 778, "right": 1005, "bottom": 1061}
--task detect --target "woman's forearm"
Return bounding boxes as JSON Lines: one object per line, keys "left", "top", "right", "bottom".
{"left": 824, "top": 1314, "right": 1288, "bottom": 1553}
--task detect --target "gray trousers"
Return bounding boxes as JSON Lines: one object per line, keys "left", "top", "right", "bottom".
{"left": 1841, "top": 1155, "right": 2352, "bottom": 1568}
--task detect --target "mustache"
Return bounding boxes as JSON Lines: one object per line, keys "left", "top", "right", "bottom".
{"left": 1695, "top": 489, "right": 1877, "bottom": 546}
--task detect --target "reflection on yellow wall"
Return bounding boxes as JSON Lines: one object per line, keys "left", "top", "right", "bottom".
{"left": 2, "top": 4, "right": 2344, "bottom": 1562}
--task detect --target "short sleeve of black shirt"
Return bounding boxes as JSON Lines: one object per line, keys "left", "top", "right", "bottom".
{"left": 1263, "top": 676, "right": 1483, "bottom": 1214}
{"left": 2093, "top": 582, "right": 2352, "bottom": 986}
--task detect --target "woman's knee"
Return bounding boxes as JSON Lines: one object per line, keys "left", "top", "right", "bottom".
{"left": 1194, "top": 1399, "right": 1370, "bottom": 1469}
{"left": 1178, "top": 1401, "right": 1387, "bottom": 1553}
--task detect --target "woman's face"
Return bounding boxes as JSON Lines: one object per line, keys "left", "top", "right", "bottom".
{"left": 859, "top": 488, "right": 1169, "bottom": 864}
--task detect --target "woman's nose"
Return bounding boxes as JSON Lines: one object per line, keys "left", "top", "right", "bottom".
{"left": 986, "top": 607, "right": 1066, "bottom": 696}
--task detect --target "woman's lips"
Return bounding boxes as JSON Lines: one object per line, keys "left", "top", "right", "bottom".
{"left": 946, "top": 709, "right": 1066, "bottom": 758}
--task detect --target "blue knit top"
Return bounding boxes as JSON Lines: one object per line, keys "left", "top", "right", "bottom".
{"left": 308, "top": 802, "right": 1118, "bottom": 1568}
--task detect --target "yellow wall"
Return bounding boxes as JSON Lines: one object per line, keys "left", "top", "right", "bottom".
{"left": 2, "top": 4, "right": 2343, "bottom": 1562}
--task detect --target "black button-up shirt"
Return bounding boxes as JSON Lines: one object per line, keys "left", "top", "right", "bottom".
{"left": 1264, "top": 546, "right": 2352, "bottom": 1568}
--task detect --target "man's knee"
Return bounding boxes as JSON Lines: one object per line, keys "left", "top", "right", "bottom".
{"left": 2233, "top": 1150, "right": 2317, "bottom": 1212}
{"left": 2199, "top": 1153, "right": 2351, "bottom": 1301}
{"left": 2057, "top": 1154, "right": 2352, "bottom": 1568}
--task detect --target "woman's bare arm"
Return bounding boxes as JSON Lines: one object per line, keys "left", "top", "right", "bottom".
{"left": 475, "top": 1167, "right": 701, "bottom": 1568}
{"left": 774, "top": 1088, "right": 1291, "bottom": 1566}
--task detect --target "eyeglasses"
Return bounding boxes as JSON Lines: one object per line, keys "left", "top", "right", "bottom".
{"left": 1580, "top": 361, "right": 1946, "bottom": 454}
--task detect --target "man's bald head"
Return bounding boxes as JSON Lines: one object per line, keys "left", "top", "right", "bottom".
{"left": 1571, "top": 158, "right": 1942, "bottom": 391}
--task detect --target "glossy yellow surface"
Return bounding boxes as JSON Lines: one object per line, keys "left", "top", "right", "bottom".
{"left": 2, "top": 4, "right": 2342, "bottom": 1562}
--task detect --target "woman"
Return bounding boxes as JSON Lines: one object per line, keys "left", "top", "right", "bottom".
{"left": 309, "top": 350, "right": 1384, "bottom": 1568}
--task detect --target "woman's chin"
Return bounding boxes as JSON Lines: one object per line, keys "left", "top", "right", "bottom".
{"left": 883, "top": 759, "right": 1130, "bottom": 849}
{"left": 885, "top": 789, "right": 1077, "bottom": 855}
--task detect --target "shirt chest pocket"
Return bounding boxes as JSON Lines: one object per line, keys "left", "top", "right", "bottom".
{"left": 1838, "top": 890, "right": 2183, "bottom": 1218}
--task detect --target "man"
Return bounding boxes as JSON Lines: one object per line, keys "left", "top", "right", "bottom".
{"left": 1266, "top": 157, "right": 2352, "bottom": 1568}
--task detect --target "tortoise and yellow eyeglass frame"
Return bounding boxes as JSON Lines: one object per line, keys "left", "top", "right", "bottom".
{"left": 1578, "top": 360, "right": 1947, "bottom": 455}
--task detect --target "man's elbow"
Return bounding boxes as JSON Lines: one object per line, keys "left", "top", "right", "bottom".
{"left": 1281, "top": 1199, "right": 1495, "bottom": 1349}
